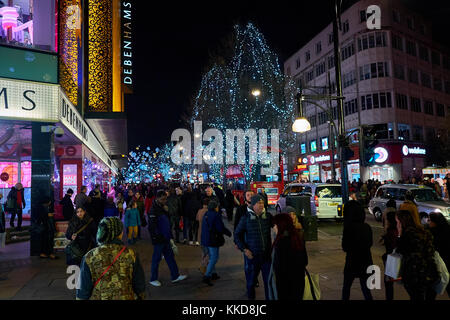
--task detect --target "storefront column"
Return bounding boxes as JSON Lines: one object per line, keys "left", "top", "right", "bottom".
{"left": 30, "top": 122, "right": 55, "bottom": 256}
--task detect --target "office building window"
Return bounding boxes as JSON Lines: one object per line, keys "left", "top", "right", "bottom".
{"left": 421, "top": 72, "right": 431, "bottom": 88}
{"left": 410, "top": 97, "right": 421, "bottom": 112}
{"left": 342, "top": 20, "right": 349, "bottom": 34}
{"left": 343, "top": 70, "right": 357, "bottom": 88}
{"left": 413, "top": 126, "right": 423, "bottom": 141}
{"left": 436, "top": 103, "right": 445, "bottom": 117}
{"left": 316, "top": 42, "right": 322, "bottom": 54}
{"left": 396, "top": 93, "right": 408, "bottom": 110}
{"left": 434, "top": 77, "right": 442, "bottom": 92}
{"left": 357, "top": 32, "right": 387, "bottom": 52}
{"left": 392, "top": 34, "right": 403, "bottom": 51}
{"left": 310, "top": 140, "right": 317, "bottom": 153}
{"left": 408, "top": 68, "right": 419, "bottom": 84}
{"left": 296, "top": 58, "right": 301, "bottom": 69}
{"left": 379, "top": 92, "right": 392, "bottom": 108}
{"left": 305, "top": 51, "right": 310, "bottom": 62}
{"left": 360, "top": 10, "right": 367, "bottom": 23}
{"left": 341, "top": 42, "right": 355, "bottom": 61}
{"left": 398, "top": 124, "right": 411, "bottom": 140}
{"left": 344, "top": 98, "right": 358, "bottom": 116}
{"left": 318, "top": 111, "right": 328, "bottom": 125}
{"left": 327, "top": 55, "right": 334, "bottom": 69}
{"left": 432, "top": 51, "right": 440, "bottom": 65}
{"left": 361, "top": 94, "right": 373, "bottom": 110}
{"left": 309, "top": 115, "right": 317, "bottom": 128}
{"left": 394, "top": 64, "right": 405, "bottom": 80}
{"left": 315, "top": 62, "right": 325, "bottom": 77}
{"left": 306, "top": 69, "right": 315, "bottom": 82}
{"left": 424, "top": 100, "right": 433, "bottom": 115}
{"left": 419, "top": 46, "right": 429, "bottom": 62}
{"left": 359, "top": 62, "right": 389, "bottom": 81}
{"left": 406, "top": 40, "right": 416, "bottom": 56}
{"left": 328, "top": 33, "right": 334, "bottom": 45}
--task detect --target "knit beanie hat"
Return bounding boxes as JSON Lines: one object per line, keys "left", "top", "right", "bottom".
{"left": 285, "top": 206, "right": 296, "bottom": 214}
{"left": 97, "top": 217, "right": 123, "bottom": 245}
{"left": 250, "top": 194, "right": 264, "bottom": 207}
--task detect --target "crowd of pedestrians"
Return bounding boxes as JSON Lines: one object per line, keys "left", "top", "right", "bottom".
{"left": 1, "top": 176, "right": 449, "bottom": 301}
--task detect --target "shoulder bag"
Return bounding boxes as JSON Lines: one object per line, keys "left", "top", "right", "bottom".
{"left": 65, "top": 218, "right": 94, "bottom": 264}
{"left": 433, "top": 250, "right": 450, "bottom": 295}
{"left": 385, "top": 249, "right": 402, "bottom": 280}
{"left": 303, "top": 268, "right": 321, "bottom": 300}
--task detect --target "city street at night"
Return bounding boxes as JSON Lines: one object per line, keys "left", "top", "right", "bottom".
{"left": 1, "top": 0, "right": 450, "bottom": 312}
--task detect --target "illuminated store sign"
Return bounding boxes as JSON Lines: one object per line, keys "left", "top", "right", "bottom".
{"left": 402, "top": 145, "right": 426, "bottom": 156}
{"left": 310, "top": 155, "right": 331, "bottom": 164}
{"left": 0, "top": 78, "right": 59, "bottom": 122}
{"left": 122, "top": 1, "right": 133, "bottom": 87}
{"left": 375, "top": 147, "right": 389, "bottom": 163}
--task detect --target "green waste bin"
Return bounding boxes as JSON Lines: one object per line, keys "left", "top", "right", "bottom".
{"left": 286, "top": 196, "right": 318, "bottom": 241}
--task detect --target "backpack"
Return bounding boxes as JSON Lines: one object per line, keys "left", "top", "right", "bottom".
{"left": 6, "top": 195, "right": 15, "bottom": 210}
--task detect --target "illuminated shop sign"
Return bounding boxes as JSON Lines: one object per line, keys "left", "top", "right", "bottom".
{"left": 60, "top": 97, "right": 88, "bottom": 141}
{"left": 402, "top": 145, "right": 426, "bottom": 156}
{"left": 310, "top": 155, "right": 330, "bottom": 164}
{"left": 0, "top": 78, "right": 59, "bottom": 122}
{"left": 374, "top": 147, "right": 389, "bottom": 163}
{"left": 122, "top": 1, "right": 133, "bottom": 87}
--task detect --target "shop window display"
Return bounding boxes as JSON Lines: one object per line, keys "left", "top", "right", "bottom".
{"left": 0, "top": 0, "right": 57, "bottom": 52}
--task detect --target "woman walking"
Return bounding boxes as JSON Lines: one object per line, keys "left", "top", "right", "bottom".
{"left": 76, "top": 217, "right": 146, "bottom": 300}
{"left": 395, "top": 210, "right": 439, "bottom": 300}
{"left": 380, "top": 207, "right": 398, "bottom": 300}
{"left": 268, "top": 213, "right": 308, "bottom": 300}
{"left": 201, "top": 200, "right": 232, "bottom": 286}
{"left": 341, "top": 200, "right": 373, "bottom": 300}
{"left": 65, "top": 207, "right": 97, "bottom": 266}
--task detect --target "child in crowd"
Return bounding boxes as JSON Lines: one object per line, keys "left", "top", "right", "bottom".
{"left": 124, "top": 200, "right": 141, "bottom": 245}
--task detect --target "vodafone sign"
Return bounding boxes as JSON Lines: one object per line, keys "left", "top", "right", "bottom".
{"left": 402, "top": 145, "right": 426, "bottom": 156}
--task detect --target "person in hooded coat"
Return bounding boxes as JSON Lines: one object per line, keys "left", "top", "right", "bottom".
{"left": 341, "top": 200, "right": 373, "bottom": 300}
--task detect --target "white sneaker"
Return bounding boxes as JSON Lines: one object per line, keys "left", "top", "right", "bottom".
{"left": 189, "top": 241, "right": 194, "bottom": 245}
{"left": 149, "top": 280, "right": 162, "bottom": 287}
{"left": 172, "top": 275, "right": 188, "bottom": 283}
{"left": 195, "top": 241, "right": 200, "bottom": 246}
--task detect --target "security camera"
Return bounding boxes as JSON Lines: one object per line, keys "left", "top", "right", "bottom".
{"left": 54, "top": 127, "right": 64, "bottom": 138}
{"left": 41, "top": 125, "right": 64, "bottom": 137}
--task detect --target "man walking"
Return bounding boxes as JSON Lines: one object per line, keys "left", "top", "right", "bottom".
{"left": 7, "top": 183, "right": 26, "bottom": 230}
{"left": 148, "top": 190, "right": 187, "bottom": 287}
{"left": 234, "top": 194, "right": 273, "bottom": 300}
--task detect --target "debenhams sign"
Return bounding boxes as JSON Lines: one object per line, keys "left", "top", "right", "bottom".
{"left": 0, "top": 78, "right": 59, "bottom": 122}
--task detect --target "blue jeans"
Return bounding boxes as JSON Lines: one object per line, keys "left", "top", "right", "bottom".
{"left": 150, "top": 242, "right": 180, "bottom": 281}
{"left": 205, "top": 247, "right": 219, "bottom": 277}
{"left": 244, "top": 254, "right": 271, "bottom": 300}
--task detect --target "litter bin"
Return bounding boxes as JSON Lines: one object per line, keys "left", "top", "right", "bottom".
{"left": 286, "top": 195, "right": 318, "bottom": 241}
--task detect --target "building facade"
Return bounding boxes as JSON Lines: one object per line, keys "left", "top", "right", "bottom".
{"left": 0, "top": 0, "right": 132, "bottom": 255}
{"left": 284, "top": 0, "right": 450, "bottom": 183}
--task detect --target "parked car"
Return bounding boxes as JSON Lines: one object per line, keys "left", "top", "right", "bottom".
{"left": 276, "top": 183, "right": 344, "bottom": 220}
{"left": 368, "top": 184, "right": 450, "bottom": 222}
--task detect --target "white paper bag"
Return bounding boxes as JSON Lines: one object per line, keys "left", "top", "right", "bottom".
{"left": 433, "top": 251, "right": 450, "bottom": 295}
{"left": 385, "top": 249, "right": 402, "bottom": 280}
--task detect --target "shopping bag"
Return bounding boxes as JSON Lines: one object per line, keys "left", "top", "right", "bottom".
{"left": 433, "top": 251, "right": 450, "bottom": 295}
{"left": 179, "top": 218, "right": 184, "bottom": 231}
{"left": 385, "top": 249, "right": 402, "bottom": 280}
{"left": 303, "top": 269, "right": 321, "bottom": 300}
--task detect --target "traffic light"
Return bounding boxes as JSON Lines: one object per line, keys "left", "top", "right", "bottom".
{"left": 338, "top": 135, "right": 355, "bottom": 161}
{"left": 360, "top": 125, "right": 379, "bottom": 166}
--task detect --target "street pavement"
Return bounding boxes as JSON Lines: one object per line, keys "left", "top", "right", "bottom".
{"left": 0, "top": 208, "right": 449, "bottom": 300}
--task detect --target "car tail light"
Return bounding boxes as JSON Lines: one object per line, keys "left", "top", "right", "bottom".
{"left": 315, "top": 195, "right": 319, "bottom": 207}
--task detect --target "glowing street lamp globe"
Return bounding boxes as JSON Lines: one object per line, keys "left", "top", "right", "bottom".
{"left": 251, "top": 89, "right": 261, "bottom": 97}
{"left": 292, "top": 117, "right": 311, "bottom": 133}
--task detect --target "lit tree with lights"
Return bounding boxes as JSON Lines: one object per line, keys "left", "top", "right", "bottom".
{"left": 190, "top": 22, "right": 298, "bottom": 184}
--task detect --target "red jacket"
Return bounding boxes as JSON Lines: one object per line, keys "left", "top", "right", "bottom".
{"left": 145, "top": 196, "right": 155, "bottom": 214}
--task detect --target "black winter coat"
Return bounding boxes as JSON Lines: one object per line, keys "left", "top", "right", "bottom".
{"left": 60, "top": 194, "right": 75, "bottom": 221}
{"left": 66, "top": 214, "right": 97, "bottom": 254}
{"left": 182, "top": 191, "right": 201, "bottom": 219}
{"left": 342, "top": 201, "right": 373, "bottom": 277}
{"left": 271, "top": 236, "right": 308, "bottom": 300}
{"left": 430, "top": 225, "right": 450, "bottom": 269}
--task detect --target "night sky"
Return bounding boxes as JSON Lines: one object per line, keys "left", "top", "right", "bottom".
{"left": 126, "top": 0, "right": 450, "bottom": 151}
